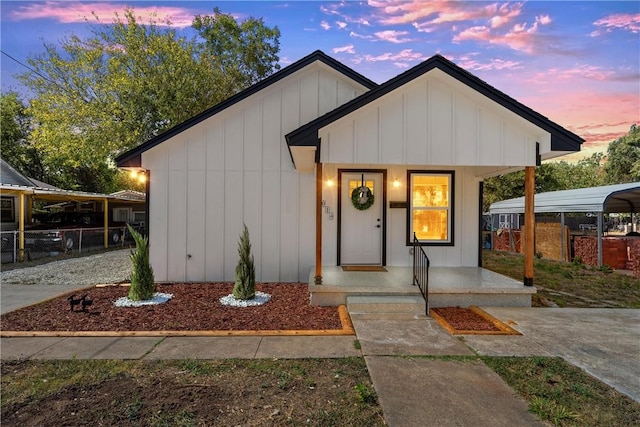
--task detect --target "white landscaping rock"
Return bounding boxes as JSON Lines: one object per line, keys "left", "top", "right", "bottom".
{"left": 114, "top": 292, "right": 173, "bottom": 307}
{"left": 219, "top": 291, "right": 271, "bottom": 307}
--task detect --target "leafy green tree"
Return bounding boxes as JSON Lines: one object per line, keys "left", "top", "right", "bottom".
{"left": 193, "top": 7, "right": 280, "bottom": 91}
{"left": 483, "top": 155, "right": 605, "bottom": 211}
{"left": 127, "top": 224, "right": 155, "bottom": 301}
{"left": 18, "top": 8, "right": 280, "bottom": 193}
{"left": 0, "top": 92, "right": 44, "bottom": 180}
{"left": 233, "top": 224, "right": 256, "bottom": 300}
{"left": 604, "top": 124, "right": 640, "bottom": 184}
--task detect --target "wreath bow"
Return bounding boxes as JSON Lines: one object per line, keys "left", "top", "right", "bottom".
{"left": 351, "top": 186, "right": 374, "bottom": 210}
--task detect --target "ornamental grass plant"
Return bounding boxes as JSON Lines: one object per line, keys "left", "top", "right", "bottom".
{"left": 127, "top": 224, "right": 156, "bottom": 301}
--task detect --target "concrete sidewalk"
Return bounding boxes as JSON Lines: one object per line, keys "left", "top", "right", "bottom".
{"left": 1, "top": 282, "right": 639, "bottom": 426}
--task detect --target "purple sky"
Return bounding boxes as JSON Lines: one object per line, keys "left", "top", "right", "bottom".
{"left": 1, "top": 1, "right": 639, "bottom": 161}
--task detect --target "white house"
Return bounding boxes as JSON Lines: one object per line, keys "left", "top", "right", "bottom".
{"left": 116, "top": 51, "right": 583, "bottom": 289}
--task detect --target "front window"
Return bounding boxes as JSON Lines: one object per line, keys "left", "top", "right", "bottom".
{"left": 1, "top": 197, "right": 15, "bottom": 222}
{"left": 407, "top": 171, "right": 454, "bottom": 245}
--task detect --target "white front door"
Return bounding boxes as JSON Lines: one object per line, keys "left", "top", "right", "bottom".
{"left": 340, "top": 172, "right": 383, "bottom": 265}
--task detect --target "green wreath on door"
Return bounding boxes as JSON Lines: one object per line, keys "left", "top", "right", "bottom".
{"left": 351, "top": 186, "right": 374, "bottom": 210}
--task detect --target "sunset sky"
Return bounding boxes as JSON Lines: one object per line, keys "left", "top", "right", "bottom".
{"left": 1, "top": 1, "right": 639, "bottom": 161}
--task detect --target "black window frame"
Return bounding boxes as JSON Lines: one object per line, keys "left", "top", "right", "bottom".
{"left": 1, "top": 196, "right": 15, "bottom": 223}
{"left": 406, "top": 170, "right": 455, "bottom": 246}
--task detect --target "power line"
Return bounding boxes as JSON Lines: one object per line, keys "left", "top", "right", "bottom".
{"left": 1, "top": 49, "right": 88, "bottom": 102}
{"left": 1, "top": 50, "right": 57, "bottom": 87}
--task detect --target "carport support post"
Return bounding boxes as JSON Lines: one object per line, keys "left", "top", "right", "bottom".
{"left": 103, "top": 198, "right": 109, "bottom": 249}
{"left": 524, "top": 166, "right": 534, "bottom": 286}
{"left": 314, "top": 162, "right": 322, "bottom": 284}
{"left": 18, "top": 193, "right": 25, "bottom": 262}
{"left": 597, "top": 212, "right": 603, "bottom": 267}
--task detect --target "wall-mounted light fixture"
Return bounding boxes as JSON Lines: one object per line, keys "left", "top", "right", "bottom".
{"left": 129, "top": 169, "right": 148, "bottom": 184}
{"left": 392, "top": 179, "right": 401, "bottom": 188}
{"left": 326, "top": 179, "right": 334, "bottom": 187}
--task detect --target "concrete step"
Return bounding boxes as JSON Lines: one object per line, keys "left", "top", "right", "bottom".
{"left": 347, "top": 295, "right": 426, "bottom": 314}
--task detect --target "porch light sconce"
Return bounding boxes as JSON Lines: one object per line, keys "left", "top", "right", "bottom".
{"left": 130, "top": 169, "right": 148, "bottom": 184}
{"left": 392, "top": 179, "right": 401, "bottom": 188}
{"left": 326, "top": 179, "right": 334, "bottom": 187}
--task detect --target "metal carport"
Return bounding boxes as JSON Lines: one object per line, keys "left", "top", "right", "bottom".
{"left": 489, "top": 182, "right": 640, "bottom": 266}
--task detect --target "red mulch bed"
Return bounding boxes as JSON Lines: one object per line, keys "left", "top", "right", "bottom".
{"left": 0, "top": 283, "right": 343, "bottom": 332}
{"left": 430, "top": 307, "right": 501, "bottom": 332}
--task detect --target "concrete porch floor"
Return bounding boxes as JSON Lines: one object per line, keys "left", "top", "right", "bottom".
{"left": 309, "top": 266, "right": 535, "bottom": 307}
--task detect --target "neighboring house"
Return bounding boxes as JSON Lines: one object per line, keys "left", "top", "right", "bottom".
{"left": 0, "top": 158, "right": 36, "bottom": 232}
{"left": 44, "top": 190, "right": 146, "bottom": 226}
{"left": 116, "top": 50, "right": 583, "bottom": 284}
{"left": 1, "top": 158, "right": 145, "bottom": 260}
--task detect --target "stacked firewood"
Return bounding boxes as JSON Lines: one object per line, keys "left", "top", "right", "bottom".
{"left": 573, "top": 236, "right": 598, "bottom": 266}
{"left": 492, "top": 230, "right": 521, "bottom": 253}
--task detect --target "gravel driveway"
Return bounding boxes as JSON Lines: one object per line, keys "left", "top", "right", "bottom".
{"left": 0, "top": 249, "right": 131, "bottom": 286}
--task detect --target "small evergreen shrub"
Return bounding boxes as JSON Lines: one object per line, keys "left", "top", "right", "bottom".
{"left": 127, "top": 224, "right": 156, "bottom": 301}
{"left": 233, "top": 224, "right": 256, "bottom": 300}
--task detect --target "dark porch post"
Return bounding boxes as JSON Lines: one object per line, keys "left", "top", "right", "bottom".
{"left": 314, "top": 162, "right": 322, "bottom": 284}
{"left": 524, "top": 166, "right": 535, "bottom": 286}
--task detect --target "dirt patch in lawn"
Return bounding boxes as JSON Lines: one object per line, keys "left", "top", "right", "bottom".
{"left": 430, "top": 306, "right": 521, "bottom": 335}
{"left": 1, "top": 358, "right": 385, "bottom": 427}
{"left": 0, "top": 283, "right": 346, "bottom": 334}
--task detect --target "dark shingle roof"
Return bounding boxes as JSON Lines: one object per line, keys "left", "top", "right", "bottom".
{"left": 0, "top": 158, "right": 35, "bottom": 187}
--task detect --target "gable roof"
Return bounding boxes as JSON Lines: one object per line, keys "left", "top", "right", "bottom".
{"left": 489, "top": 182, "right": 640, "bottom": 214}
{"left": 0, "top": 158, "right": 35, "bottom": 187}
{"left": 286, "top": 54, "right": 584, "bottom": 159}
{"left": 115, "top": 50, "right": 378, "bottom": 168}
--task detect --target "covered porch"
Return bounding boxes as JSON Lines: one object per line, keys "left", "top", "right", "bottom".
{"left": 308, "top": 266, "right": 535, "bottom": 308}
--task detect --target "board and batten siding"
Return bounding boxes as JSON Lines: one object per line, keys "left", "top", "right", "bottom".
{"left": 320, "top": 164, "right": 481, "bottom": 268}
{"left": 319, "top": 69, "right": 546, "bottom": 167}
{"left": 142, "top": 63, "right": 370, "bottom": 282}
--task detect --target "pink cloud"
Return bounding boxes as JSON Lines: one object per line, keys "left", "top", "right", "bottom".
{"left": 353, "top": 48, "right": 426, "bottom": 67}
{"left": 536, "top": 15, "right": 552, "bottom": 26}
{"left": 529, "top": 65, "right": 615, "bottom": 84}
{"left": 412, "top": 21, "right": 436, "bottom": 33}
{"left": 592, "top": 13, "right": 640, "bottom": 36}
{"left": 9, "top": 1, "right": 196, "bottom": 27}
{"left": 454, "top": 56, "right": 523, "bottom": 71}
{"left": 333, "top": 44, "right": 356, "bottom": 54}
{"left": 320, "top": 20, "right": 331, "bottom": 30}
{"left": 454, "top": 20, "right": 544, "bottom": 54}
{"left": 336, "top": 21, "right": 348, "bottom": 29}
{"left": 524, "top": 89, "right": 639, "bottom": 156}
{"left": 320, "top": 3, "right": 371, "bottom": 26}
{"left": 368, "top": 0, "right": 523, "bottom": 29}
{"left": 350, "top": 31, "right": 374, "bottom": 40}
{"left": 374, "top": 30, "right": 412, "bottom": 43}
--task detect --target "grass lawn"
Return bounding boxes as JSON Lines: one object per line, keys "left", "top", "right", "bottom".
{"left": 482, "top": 356, "right": 640, "bottom": 426}
{"left": 483, "top": 249, "right": 640, "bottom": 308}
{"left": 1, "top": 358, "right": 385, "bottom": 426}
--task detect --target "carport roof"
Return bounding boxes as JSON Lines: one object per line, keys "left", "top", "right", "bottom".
{"left": 0, "top": 184, "right": 116, "bottom": 202}
{"left": 489, "top": 182, "right": 640, "bottom": 214}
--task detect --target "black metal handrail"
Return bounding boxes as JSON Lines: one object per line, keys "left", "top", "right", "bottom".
{"left": 412, "top": 232, "right": 430, "bottom": 316}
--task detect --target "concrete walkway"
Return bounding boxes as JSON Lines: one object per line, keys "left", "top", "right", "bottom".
{"left": 1, "top": 283, "right": 639, "bottom": 426}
